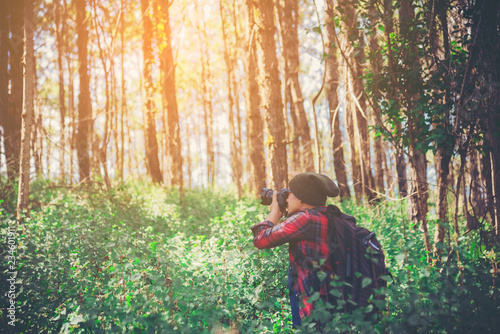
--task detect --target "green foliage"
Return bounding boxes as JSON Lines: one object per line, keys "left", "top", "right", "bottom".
{"left": 1, "top": 183, "right": 499, "bottom": 333}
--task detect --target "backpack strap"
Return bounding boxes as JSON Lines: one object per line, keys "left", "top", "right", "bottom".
{"left": 325, "top": 205, "right": 341, "bottom": 274}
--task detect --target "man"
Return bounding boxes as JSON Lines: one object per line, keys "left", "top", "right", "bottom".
{"left": 250, "top": 172, "right": 340, "bottom": 327}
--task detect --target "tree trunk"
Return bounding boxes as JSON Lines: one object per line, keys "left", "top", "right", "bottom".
{"left": 277, "top": 0, "right": 314, "bottom": 173}
{"left": 17, "top": 0, "right": 34, "bottom": 220}
{"left": 434, "top": 146, "right": 451, "bottom": 252}
{"left": 345, "top": 69, "right": 362, "bottom": 202}
{"left": 31, "top": 109, "right": 40, "bottom": 176}
{"left": 119, "top": 0, "right": 126, "bottom": 180}
{"left": 368, "top": 5, "right": 385, "bottom": 196}
{"left": 93, "top": 3, "right": 112, "bottom": 189}
{"left": 220, "top": 0, "right": 242, "bottom": 198}
{"left": 254, "top": 0, "right": 287, "bottom": 189}
{"left": 434, "top": 2, "right": 454, "bottom": 252}
{"left": 481, "top": 146, "right": 494, "bottom": 224}
{"left": 186, "top": 120, "right": 192, "bottom": 188}
{"left": 65, "top": 0, "right": 75, "bottom": 183}
{"left": 198, "top": 10, "right": 215, "bottom": 187}
{"left": 338, "top": 0, "right": 374, "bottom": 201}
{"left": 383, "top": 0, "right": 407, "bottom": 198}
{"left": 55, "top": 0, "right": 66, "bottom": 181}
{"left": 230, "top": 1, "right": 244, "bottom": 189}
{"left": 0, "top": 1, "right": 8, "bottom": 170}
{"left": 5, "top": 0, "right": 23, "bottom": 180}
{"left": 197, "top": 4, "right": 215, "bottom": 186}
{"left": 479, "top": 0, "right": 500, "bottom": 235}
{"left": 159, "top": 0, "right": 183, "bottom": 190}
{"left": 324, "top": 0, "right": 350, "bottom": 200}
{"left": 399, "top": 0, "right": 431, "bottom": 255}
{"left": 76, "top": 0, "right": 91, "bottom": 181}
{"left": 141, "top": 0, "right": 162, "bottom": 184}
{"left": 246, "top": 0, "right": 266, "bottom": 194}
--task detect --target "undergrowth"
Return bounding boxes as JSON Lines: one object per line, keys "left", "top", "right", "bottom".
{"left": 0, "top": 180, "right": 499, "bottom": 333}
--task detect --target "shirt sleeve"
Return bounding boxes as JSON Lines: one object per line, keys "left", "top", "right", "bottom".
{"left": 250, "top": 211, "right": 311, "bottom": 249}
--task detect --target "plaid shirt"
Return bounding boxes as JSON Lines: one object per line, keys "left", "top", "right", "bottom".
{"left": 251, "top": 206, "right": 333, "bottom": 318}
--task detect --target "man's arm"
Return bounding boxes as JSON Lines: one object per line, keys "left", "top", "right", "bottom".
{"left": 251, "top": 210, "right": 310, "bottom": 249}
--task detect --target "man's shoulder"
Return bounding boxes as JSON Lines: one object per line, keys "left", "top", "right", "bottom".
{"left": 289, "top": 206, "right": 327, "bottom": 221}
{"left": 303, "top": 206, "right": 327, "bottom": 216}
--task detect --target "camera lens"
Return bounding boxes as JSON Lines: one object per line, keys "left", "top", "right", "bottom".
{"left": 260, "top": 188, "right": 274, "bottom": 205}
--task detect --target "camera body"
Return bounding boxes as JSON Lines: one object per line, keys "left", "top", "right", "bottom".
{"left": 260, "top": 188, "right": 291, "bottom": 212}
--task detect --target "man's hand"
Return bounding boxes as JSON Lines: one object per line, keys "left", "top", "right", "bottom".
{"left": 266, "top": 191, "right": 283, "bottom": 226}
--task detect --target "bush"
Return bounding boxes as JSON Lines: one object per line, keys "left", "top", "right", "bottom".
{"left": 1, "top": 182, "right": 498, "bottom": 333}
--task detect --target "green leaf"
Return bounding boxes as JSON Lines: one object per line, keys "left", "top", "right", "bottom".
{"left": 395, "top": 253, "right": 405, "bottom": 262}
{"left": 308, "top": 292, "right": 320, "bottom": 303}
{"left": 362, "top": 277, "right": 372, "bottom": 289}
{"left": 70, "top": 314, "right": 85, "bottom": 325}
{"left": 317, "top": 271, "right": 327, "bottom": 282}
{"left": 329, "top": 289, "right": 343, "bottom": 298}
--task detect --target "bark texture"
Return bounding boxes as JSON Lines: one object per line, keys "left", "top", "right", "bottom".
{"left": 324, "top": 0, "right": 350, "bottom": 200}
{"left": 277, "top": 0, "right": 314, "bottom": 173}
{"left": 5, "top": 0, "right": 24, "bottom": 180}
{"left": 17, "top": 0, "right": 34, "bottom": 219}
{"left": 400, "top": 0, "right": 430, "bottom": 254}
{"left": 220, "top": 0, "right": 242, "bottom": 198}
{"left": 246, "top": 0, "right": 266, "bottom": 194}
{"left": 55, "top": 0, "right": 66, "bottom": 180}
{"left": 254, "top": 0, "right": 287, "bottom": 189}
{"left": 383, "top": 0, "right": 407, "bottom": 198}
{"left": 338, "top": 0, "right": 374, "bottom": 201}
{"left": 159, "top": 0, "right": 183, "bottom": 189}
{"left": 141, "top": 0, "right": 162, "bottom": 183}
{"left": 0, "top": 0, "right": 8, "bottom": 153}
{"left": 76, "top": 0, "right": 92, "bottom": 181}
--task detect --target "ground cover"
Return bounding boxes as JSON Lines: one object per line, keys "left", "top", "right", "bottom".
{"left": 1, "top": 181, "right": 499, "bottom": 333}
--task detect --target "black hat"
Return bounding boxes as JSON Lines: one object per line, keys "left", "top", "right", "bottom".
{"left": 289, "top": 172, "right": 339, "bottom": 206}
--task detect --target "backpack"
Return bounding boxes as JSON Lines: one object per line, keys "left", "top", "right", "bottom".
{"left": 324, "top": 204, "right": 388, "bottom": 313}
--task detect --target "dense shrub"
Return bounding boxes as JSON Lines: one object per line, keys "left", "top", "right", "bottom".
{"left": 1, "top": 182, "right": 499, "bottom": 333}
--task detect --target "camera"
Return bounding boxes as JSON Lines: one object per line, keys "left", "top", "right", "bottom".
{"left": 260, "top": 188, "right": 291, "bottom": 212}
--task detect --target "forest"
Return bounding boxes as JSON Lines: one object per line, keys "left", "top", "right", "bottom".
{"left": 0, "top": 0, "right": 499, "bottom": 332}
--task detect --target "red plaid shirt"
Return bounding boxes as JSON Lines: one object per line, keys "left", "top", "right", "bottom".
{"left": 251, "top": 206, "right": 333, "bottom": 318}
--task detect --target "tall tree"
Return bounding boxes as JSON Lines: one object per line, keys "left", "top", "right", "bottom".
{"left": 399, "top": 0, "right": 431, "bottom": 255}
{"left": 276, "top": 0, "right": 314, "bottom": 173}
{"left": 383, "top": 0, "right": 407, "bottom": 198}
{"left": 141, "top": 0, "right": 162, "bottom": 183}
{"left": 338, "top": 0, "right": 375, "bottom": 201}
{"left": 5, "top": 0, "right": 24, "bottom": 180}
{"left": 367, "top": 3, "right": 386, "bottom": 195}
{"left": 17, "top": 0, "right": 34, "bottom": 219}
{"left": 246, "top": 0, "right": 265, "bottom": 194}
{"left": 0, "top": 0, "right": 8, "bottom": 162}
{"left": 324, "top": 0, "right": 350, "bottom": 200}
{"left": 220, "top": 0, "right": 242, "bottom": 198}
{"left": 196, "top": 5, "right": 215, "bottom": 187}
{"left": 159, "top": 0, "right": 183, "bottom": 190}
{"left": 469, "top": 0, "right": 500, "bottom": 235}
{"left": 76, "top": 0, "right": 91, "bottom": 181}
{"left": 119, "top": 0, "right": 126, "bottom": 180}
{"left": 432, "top": 0, "right": 454, "bottom": 251}
{"left": 55, "top": 0, "right": 66, "bottom": 181}
{"left": 345, "top": 69, "right": 363, "bottom": 202}
{"left": 93, "top": 0, "right": 113, "bottom": 188}
{"left": 254, "top": 0, "right": 287, "bottom": 189}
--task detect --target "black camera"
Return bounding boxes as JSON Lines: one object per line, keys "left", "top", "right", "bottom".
{"left": 260, "top": 188, "right": 291, "bottom": 212}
